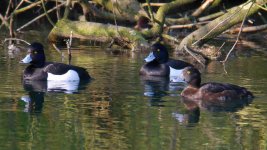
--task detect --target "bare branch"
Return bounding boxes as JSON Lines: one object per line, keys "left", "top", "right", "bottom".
{"left": 41, "top": 0, "right": 55, "bottom": 26}
{"left": 168, "top": 21, "right": 209, "bottom": 29}
{"left": 4, "top": 38, "right": 30, "bottom": 45}
{"left": 191, "top": 4, "right": 245, "bottom": 46}
{"left": 221, "top": 2, "right": 254, "bottom": 63}
{"left": 16, "top": 2, "right": 65, "bottom": 32}
{"left": 228, "top": 24, "right": 267, "bottom": 34}
{"left": 184, "top": 46, "right": 206, "bottom": 66}
{"left": 13, "top": 1, "right": 42, "bottom": 17}
{"left": 142, "top": 3, "right": 165, "bottom": 7}
{"left": 192, "top": 0, "right": 215, "bottom": 17}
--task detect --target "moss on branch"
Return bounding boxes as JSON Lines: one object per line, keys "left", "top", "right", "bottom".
{"left": 178, "top": 1, "right": 266, "bottom": 51}
{"left": 142, "top": 0, "right": 196, "bottom": 38}
{"left": 48, "top": 19, "right": 149, "bottom": 50}
{"left": 92, "top": 0, "right": 147, "bottom": 22}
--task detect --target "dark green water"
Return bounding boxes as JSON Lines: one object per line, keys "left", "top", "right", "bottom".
{"left": 0, "top": 37, "right": 267, "bottom": 150}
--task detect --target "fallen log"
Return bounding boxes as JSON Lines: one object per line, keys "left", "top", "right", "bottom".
{"left": 48, "top": 19, "right": 149, "bottom": 50}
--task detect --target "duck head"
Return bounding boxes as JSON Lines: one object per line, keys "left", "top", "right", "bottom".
{"left": 180, "top": 67, "right": 201, "bottom": 87}
{"left": 144, "top": 43, "right": 169, "bottom": 64}
{"left": 21, "top": 42, "right": 46, "bottom": 67}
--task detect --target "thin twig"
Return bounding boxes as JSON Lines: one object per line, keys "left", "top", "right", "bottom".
{"left": 218, "top": 42, "right": 225, "bottom": 52}
{"left": 9, "top": 15, "right": 14, "bottom": 38}
{"left": 142, "top": 3, "right": 165, "bottom": 7}
{"left": 5, "top": 0, "right": 13, "bottom": 18}
{"left": 66, "top": 31, "right": 73, "bottom": 65}
{"left": 111, "top": 0, "right": 130, "bottom": 48}
{"left": 63, "top": 0, "right": 72, "bottom": 19}
{"left": 52, "top": 43, "right": 62, "bottom": 53}
{"left": 111, "top": 1, "right": 118, "bottom": 33}
{"left": 4, "top": 38, "right": 30, "bottom": 45}
{"left": 221, "top": 2, "right": 254, "bottom": 64}
{"left": 192, "top": 1, "right": 250, "bottom": 46}
{"left": 0, "top": 14, "right": 10, "bottom": 28}
{"left": 192, "top": 0, "right": 214, "bottom": 17}
{"left": 228, "top": 24, "right": 267, "bottom": 34}
{"left": 52, "top": 43, "right": 64, "bottom": 61}
{"left": 56, "top": 0, "right": 61, "bottom": 20}
{"left": 146, "top": 0, "right": 155, "bottom": 22}
{"left": 14, "top": 0, "right": 26, "bottom": 11}
{"left": 11, "top": 0, "right": 42, "bottom": 18}
{"left": 168, "top": 21, "right": 209, "bottom": 29}
{"left": 41, "top": 0, "right": 55, "bottom": 26}
{"left": 198, "top": 11, "right": 225, "bottom": 22}
{"left": 222, "top": 63, "right": 228, "bottom": 74}
{"left": 183, "top": 45, "right": 205, "bottom": 66}
{"left": 16, "top": 2, "right": 65, "bottom": 31}
{"left": 255, "top": 3, "right": 267, "bottom": 11}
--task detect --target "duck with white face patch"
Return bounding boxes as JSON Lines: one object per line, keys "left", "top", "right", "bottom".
{"left": 20, "top": 42, "right": 91, "bottom": 81}
{"left": 140, "top": 42, "right": 194, "bottom": 83}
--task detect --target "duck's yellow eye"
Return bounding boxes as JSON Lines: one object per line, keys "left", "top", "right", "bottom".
{"left": 34, "top": 51, "right": 37, "bottom": 54}
{"left": 187, "top": 71, "right": 191, "bottom": 74}
{"left": 157, "top": 49, "right": 160, "bottom": 52}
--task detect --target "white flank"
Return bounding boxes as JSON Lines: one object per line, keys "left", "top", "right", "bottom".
{"left": 47, "top": 70, "right": 80, "bottom": 81}
{"left": 47, "top": 80, "right": 79, "bottom": 94}
{"left": 169, "top": 67, "right": 184, "bottom": 83}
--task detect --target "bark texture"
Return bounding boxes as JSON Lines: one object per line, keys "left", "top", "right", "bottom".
{"left": 178, "top": 1, "right": 266, "bottom": 50}
{"left": 48, "top": 19, "right": 149, "bottom": 50}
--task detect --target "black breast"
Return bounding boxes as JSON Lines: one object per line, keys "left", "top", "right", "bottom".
{"left": 23, "top": 65, "right": 48, "bottom": 80}
{"left": 140, "top": 61, "right": 170, "bottom": 77}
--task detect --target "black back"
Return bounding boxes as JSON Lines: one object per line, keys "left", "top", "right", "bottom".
{"left": 22, "top": 42, "right": 91, "bottom": 80}
{"left": 23, "top": 62, "right": 91, "bottom": 80}
{"left": 140, "top": 43, "right": 192, "bottom": 77}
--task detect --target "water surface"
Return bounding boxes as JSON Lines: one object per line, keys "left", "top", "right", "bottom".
{"left": 0, "top": 37, "right": 267, "bottom": 150}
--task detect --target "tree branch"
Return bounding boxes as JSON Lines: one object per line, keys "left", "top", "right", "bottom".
{"left": 221, "top": 2, "right": 254, "bottom": 63}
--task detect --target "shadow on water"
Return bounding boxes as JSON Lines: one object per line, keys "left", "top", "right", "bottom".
{"left": 140, "top": 76, "right": 185, "bottom": 107}
{"left": 21, "top": 80, "right": 90, "bottom": 113}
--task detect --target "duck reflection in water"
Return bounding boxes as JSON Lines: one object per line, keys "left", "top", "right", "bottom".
{"left": 173, "top": 93, "right": 253, "bottom": 125}
{"left": 21, "top": 91, "right": 44, "bottom": 113}
{"left": 21, "top": 80, "right": 89, "bottom": 113}
{"left": 141, "top": 76, "right": 185, "bottom": 107}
